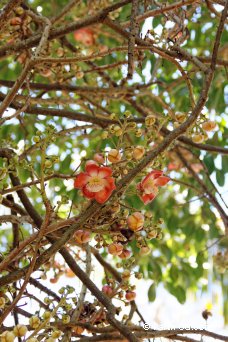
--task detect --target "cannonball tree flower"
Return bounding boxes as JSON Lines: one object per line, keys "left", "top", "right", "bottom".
{"left": 137, "top": 170, "right": 170, "bottom": 205}
{"left": 74, "top": 162, "right": 116, "bottom": 203}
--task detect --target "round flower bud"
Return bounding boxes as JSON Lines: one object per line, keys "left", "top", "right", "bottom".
{"left": 127, "top": 212, "right": 144, "bottom": 231}
{"left": 122, "top": 270, "right": 131, "bottom": 280}
{"left": 125, "top": 291, "right": 136, "bottom": 302}
{"left": 108, "top": 243, "right": 123, "bottom": 256}
{"left": 42, "top": 311, "right": 51, "bottom": 320}
{"left": 147, "top": 230, "right": 157, "bottom": 239}
{"left": 0, "top": 331, "right": 15, "bottom": 342}
{"left": 202, "top": 120, "right": 217, "bottom": 132}
{"left": 139, "top": 246, "right": 151, "bottom": 256}
{"left": 101, "top": 131, "right": 109, "bottom": 139}
{"left": 76, "top": 71, "right": 84, "bottom": 79}
{"left": 62, "top": 314, "right": 70, "bottom": 324}
{"left": 135, "top": 129, "right": 142, "bottom": 137}
{"left": 145, "top": 115, "right": 155, "bottom": 127}
{"left": 33, "top": 136, "right": 40, "bottom": 143}
{"left": 40, "top": 69, "right": 52, "bottom": 77}
{"left": 44, "top": 160, "right": 52, "bottom": 168}
{"left": 192, "top": 134, "right": 205, "bottom": 144}
{"left": 0, "top": 297, "right": 6, "bottom": 309}
{"left": 175, "top": 113, "right": 186, "bottom": 123}
{"left": 132, "top": 146, "right": 145, "bottom": 160}
{"left": 14, "top": 6, "right": 24, "bottom": 15}
{"left": 108, "top": 149, "right": 121, "bottom": 163}
{"left": 102, "top": 285, "right": 113, "bottom": 296}
{"left": 74, "top": 230, "right": 91, "bottom": 244}
{"left": 124, "top": 110, "right": 131, "bottom": 118}
{"left": 119, "top": 249, "right": 131, "bottom": 259}
{"left": 29, "top": 316, "right": 40, "bottom": 329}
{"left": 94, "top": 153, "right": 105, "bottom": 164}
{"left": 110, "top": 113, "right": 116, "bottom": 120}
{"left": 13, "top": 325, "right": 27, "bottom": 337}
{"left": 52, "top": 330, "right": 62, "bottom": 338}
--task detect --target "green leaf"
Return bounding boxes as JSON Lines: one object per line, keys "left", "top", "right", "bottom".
{"left": 204, "top": 155, "right": 215, "bottom": 174}
{"left": 216, "top": 170, "right": 225, "bottom": 187}
{"left": 148, "top": 283, "right": 156, "bottom": 302}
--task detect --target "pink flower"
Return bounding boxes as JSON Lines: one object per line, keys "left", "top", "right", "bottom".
{"left": 137, "top": 170, "right": 170, "bottom": 204}
{"left": 74, "top": 162, "right": 116, "bottom": 203}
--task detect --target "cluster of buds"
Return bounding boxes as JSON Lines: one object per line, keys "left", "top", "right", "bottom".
{"left": 192, "top": 120, "right": 217, "bottom": 144}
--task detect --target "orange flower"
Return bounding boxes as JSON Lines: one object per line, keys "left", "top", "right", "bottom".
{"left": 74, "top": 162, "right": 116, "bottom": 203}
{"left": 137, "top": 170, "right": 169, "bottom": 204}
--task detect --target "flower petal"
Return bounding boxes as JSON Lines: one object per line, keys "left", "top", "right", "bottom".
{"left": 95, "top": 187, "right": 113, "bottom": 203}
{"left": 85, "top": 163, "right": 99, "bottom": 176}
{"left": 98, "top": 166, "right": 113, "bottom": 178}
{"left": 82, "top": 186, "right": 95, "bottom": 199}
{"left": 142, "top": 170, "right": 163, "bottom": 186}
{"left": 154, "top": 176, "right": 170, "bottom": 187}
{"left": 74, "top": 173, "right": 89, "bottom": 189}
{"left": 140, "top": 193, "right": 157, "bottom": 204}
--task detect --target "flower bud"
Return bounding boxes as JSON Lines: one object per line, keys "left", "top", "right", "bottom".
{"left": 124, "top": 110, "right": 131, "bottom": 118}
{"left": 42, "top": 311, "right": 51, "bottom": 320}
{"left": 147, "top": 230, "right": 157, "bottom": 239}
{"left": 132, "top": 146, "right": 145, "bottom": 160}
{"left": 76, "top": 71, "right": 84, "bottom": 79}
{"left": 125, "top": 291, "right": 136, "bottom": 301}
{"left": 94, "top": 153, "right": 105, "bottom": 164}
{"left": 108, "top": 243, "right": 123, "bottom": 256}
{"left": 127, "top": 212, "right": 144, "bottom": 231}
{"left": 145, "top": 115, "right": 155, "bottom": 127}
{"left": 135, "top": 129, "right": 142, "bottom": 137}
{"left": 29, "top": 315, "right": 40, "bottom": 329}
{"left": 119, "top": 249, "right": 131, "bottom": 259}
{"left": 74, "top": 230, "right": 91, "bottom": 244}
{"left": 175, "top": 113, "right": 186, "bottom": 123}
{"left": 52, "top": 330, "right": 62, "bottom": 338}
{"left": 62, "top": 314, "right": 70, "bottom": 324}
{"left": 0, "top": 331, "right": 15, "bottom": 342}
{"left": 102, "top": 285, "right": 113, "bottom": 296}
{"left": 122, "top": 270, "right": 131, "bottom": 280}
{"left": 13, "top": 325, "right": 27, "bottom": 337}
{"left": 101, "top": 131, "right": 109, "bottom": 139}
{"left": 139, "top": 246, "right": 151, "bottom": 256}
{"left": 108, "top": 149, "right": 121, "bottom": 163}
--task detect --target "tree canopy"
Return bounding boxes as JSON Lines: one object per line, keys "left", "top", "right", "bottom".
{"left": 0, "top": 0, "right": 227, "bottom": 341}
